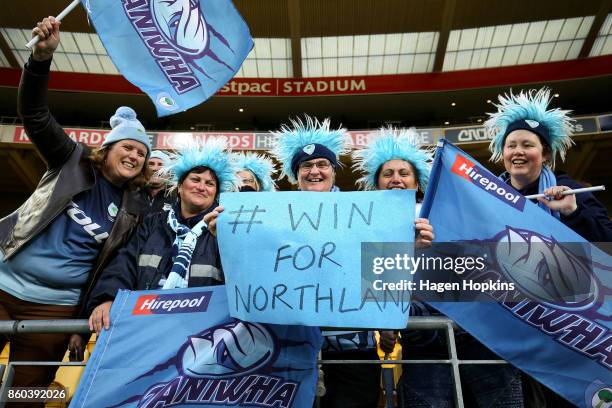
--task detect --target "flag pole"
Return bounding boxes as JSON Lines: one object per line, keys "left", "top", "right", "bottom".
{"left": 524, "top": 185, "right": 605, "bottom": 200}
{"left": 25, "top": 0, "right": 81, "bottom": 49}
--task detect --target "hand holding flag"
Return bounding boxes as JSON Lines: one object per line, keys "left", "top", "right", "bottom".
{"left": 420, "top": 139, "right": 611, "bottom": 407}
{"left": 26, "top": 0, "right": 254, "bottom": 117}
{"left": 26, "top": 0, "right": 79, "bottom": 49}
{"left": 85, "top": 0, "right": 254, "bottom": 116}
{"left": 30, "top": 16, "right": 61, "bottom": 61}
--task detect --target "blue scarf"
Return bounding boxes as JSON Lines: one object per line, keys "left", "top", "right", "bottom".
{"left": 163, "top": 205, "right": 208, "bottom": 289}
{"left": 499, "top": 166, "right": 559, "bottom": 219}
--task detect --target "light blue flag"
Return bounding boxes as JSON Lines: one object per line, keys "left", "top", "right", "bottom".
{"left": 71, "top": 286, "right": 322, "bottom": 408}
{"left": 217, "top": 191, "right": 415, "bottom": 329}
{"left": 84, "top": 0, "right": 253, "bottom": 116}
{"left": 420, "top": 139, "right": 611, "bottom": 407}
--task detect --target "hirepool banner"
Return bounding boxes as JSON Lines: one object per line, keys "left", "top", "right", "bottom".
{"left": 71, "top": 286, "right": 323, "bottom": 408}
{"left": 84, "top": 0, "right": 253, "bottom": 116}
{"left": 420, "top": 139, "right": 612, "bottom": 407}
{"left": 218, "top": 191, "right": 415, "bottom": 329}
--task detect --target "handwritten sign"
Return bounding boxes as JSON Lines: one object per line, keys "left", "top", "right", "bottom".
{"left": 218, "top": 191, "right": 415, "bottom": 329}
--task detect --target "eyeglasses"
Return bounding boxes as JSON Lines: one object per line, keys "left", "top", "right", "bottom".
{"left": 299, "top": 160, "right": 331, "bottom": 172}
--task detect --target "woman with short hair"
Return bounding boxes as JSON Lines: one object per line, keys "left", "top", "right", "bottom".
{"left": 87, "top": 140, "right": 237, "bottom": 333}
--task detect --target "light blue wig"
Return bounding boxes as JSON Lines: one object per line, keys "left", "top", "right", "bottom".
{"left": 352, "top": 127, "right": 433, "bottom": 192}
{"left": 486, "top": 88, "right": 574, "bottom": 169}
{"left": 160, "top": 139, "right": 238, "bottom": 195}
{"left": 233, "top": 152, "right": 277, "bottom": 192}
{"left": 271, "top": 116, "right": 349, "bottom": 184}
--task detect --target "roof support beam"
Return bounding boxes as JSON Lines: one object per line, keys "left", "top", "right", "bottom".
{"left": 579, "top": 0, "right": 611, "bottom": 58}
{"left": 0, "top": 31, "right": 20, "bottom": 68}
{"left": 433, "top": 0, "right": 456, "bottom": 72}
{"left": 288, "top": 0, "right": 302, "bottom": 78}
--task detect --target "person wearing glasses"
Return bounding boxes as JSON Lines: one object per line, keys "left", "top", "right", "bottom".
{"left": 271, "top": 116, "right": 380, "bottom": 408}
{"left": 233, "top": 152, "right": 277, "bottom": 192}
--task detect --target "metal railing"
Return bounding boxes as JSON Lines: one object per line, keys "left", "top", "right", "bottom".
{"left": 0, "top": 317, "right": 508, "bottom": 408}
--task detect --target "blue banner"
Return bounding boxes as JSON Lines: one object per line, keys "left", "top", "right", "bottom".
{"left": 217, "top": 191, "right": 415, "bottom": 329}
{"left": 71, "top": 286, "right": 322, "bottom": 408}
{"left": 420, "top": 139, "right": 611, "bottom": 407}
{"left": 85, "top": 0, "right": 253, "bottom": 116}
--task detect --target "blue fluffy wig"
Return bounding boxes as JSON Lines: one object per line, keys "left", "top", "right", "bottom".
{"left": 486, "top": 88, "right": 574, "bottom": 169}
{"left": 233, "top": 152, "right": 277, "bottom": 192}
{"left": 160, "top": 138, "right": 238, "bottom": 195}
{"left": 271, "top": 116, "right": 349, "bottom": 184}
{"left": 352, "top": 127, "right": 432, "bottom": 192}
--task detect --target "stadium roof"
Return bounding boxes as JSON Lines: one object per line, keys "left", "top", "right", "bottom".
{"left": 0, "top": 0, "right": 609, "bottom": 129}
{"left": 0, "top": 0, "right": 610, "bottom": 209}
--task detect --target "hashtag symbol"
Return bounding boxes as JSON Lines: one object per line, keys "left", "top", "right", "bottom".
{"left": 228, "top": 205, "right": 266, "bottom": 233}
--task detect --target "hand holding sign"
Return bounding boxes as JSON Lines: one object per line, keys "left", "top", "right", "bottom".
{"left": 218, "top": 191, "right": 415, "bottom": 329}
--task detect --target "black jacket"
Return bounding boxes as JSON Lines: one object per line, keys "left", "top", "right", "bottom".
{"left": 86, "top": 205, "right": 223, "bottom": 314}
{"left": 512, "top": 172, "right": 612, "bottom": 242}
{"left": 0, "top": 56, "right": 148, "bottom": 308}
{"left": 145, "top": 187, "right": 177, "bottom": 215}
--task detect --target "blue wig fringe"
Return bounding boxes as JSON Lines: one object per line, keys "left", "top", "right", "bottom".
{"left": 271, "top": 116, "right": 349, "bottom": 184}
{"left": 486, "top": 88, "right": 574, "bottom": 169}
{"left": 233, "top": 152, "right": 277, "bottom": 192}
{"left": 160, "top": 138, "right": 238, "bottom": 195}
{"left": 352, "top": 127, "right": 433, "bottom": 192}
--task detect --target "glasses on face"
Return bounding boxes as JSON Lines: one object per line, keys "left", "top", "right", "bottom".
{"left": 299, "top": 160, "right": 331, "bottom": 172}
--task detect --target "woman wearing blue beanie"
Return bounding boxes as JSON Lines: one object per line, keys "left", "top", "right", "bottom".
{"left": 0, "top": 17, "right": 152, "bottom": 401}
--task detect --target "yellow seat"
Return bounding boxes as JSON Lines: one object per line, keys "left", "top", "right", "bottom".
{"left": 45, "top": 334, "right": 97, "bottom": 408}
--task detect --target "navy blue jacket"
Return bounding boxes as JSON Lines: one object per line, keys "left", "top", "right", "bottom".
{"left": 512, "top": 173, "right": 612, "bottom": 242}
{"left": 86, "top": 204, "right": 223, "bottom": 314}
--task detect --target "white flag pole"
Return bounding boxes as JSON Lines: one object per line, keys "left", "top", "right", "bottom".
{"left": 525, "top": 185, "right": 605, "bottom": 200}
{"left": 25, "top": 0, "right": 81, "bottom": 49}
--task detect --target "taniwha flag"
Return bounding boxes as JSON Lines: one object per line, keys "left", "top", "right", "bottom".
{"left": 84, "top": 0, "right": 253, "bottom": 116}
{"left": 419, "top": 139, "right": 611, "bottom": 407}
{"left": 71, "top": 286, "right": 322, "bottom": 407}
